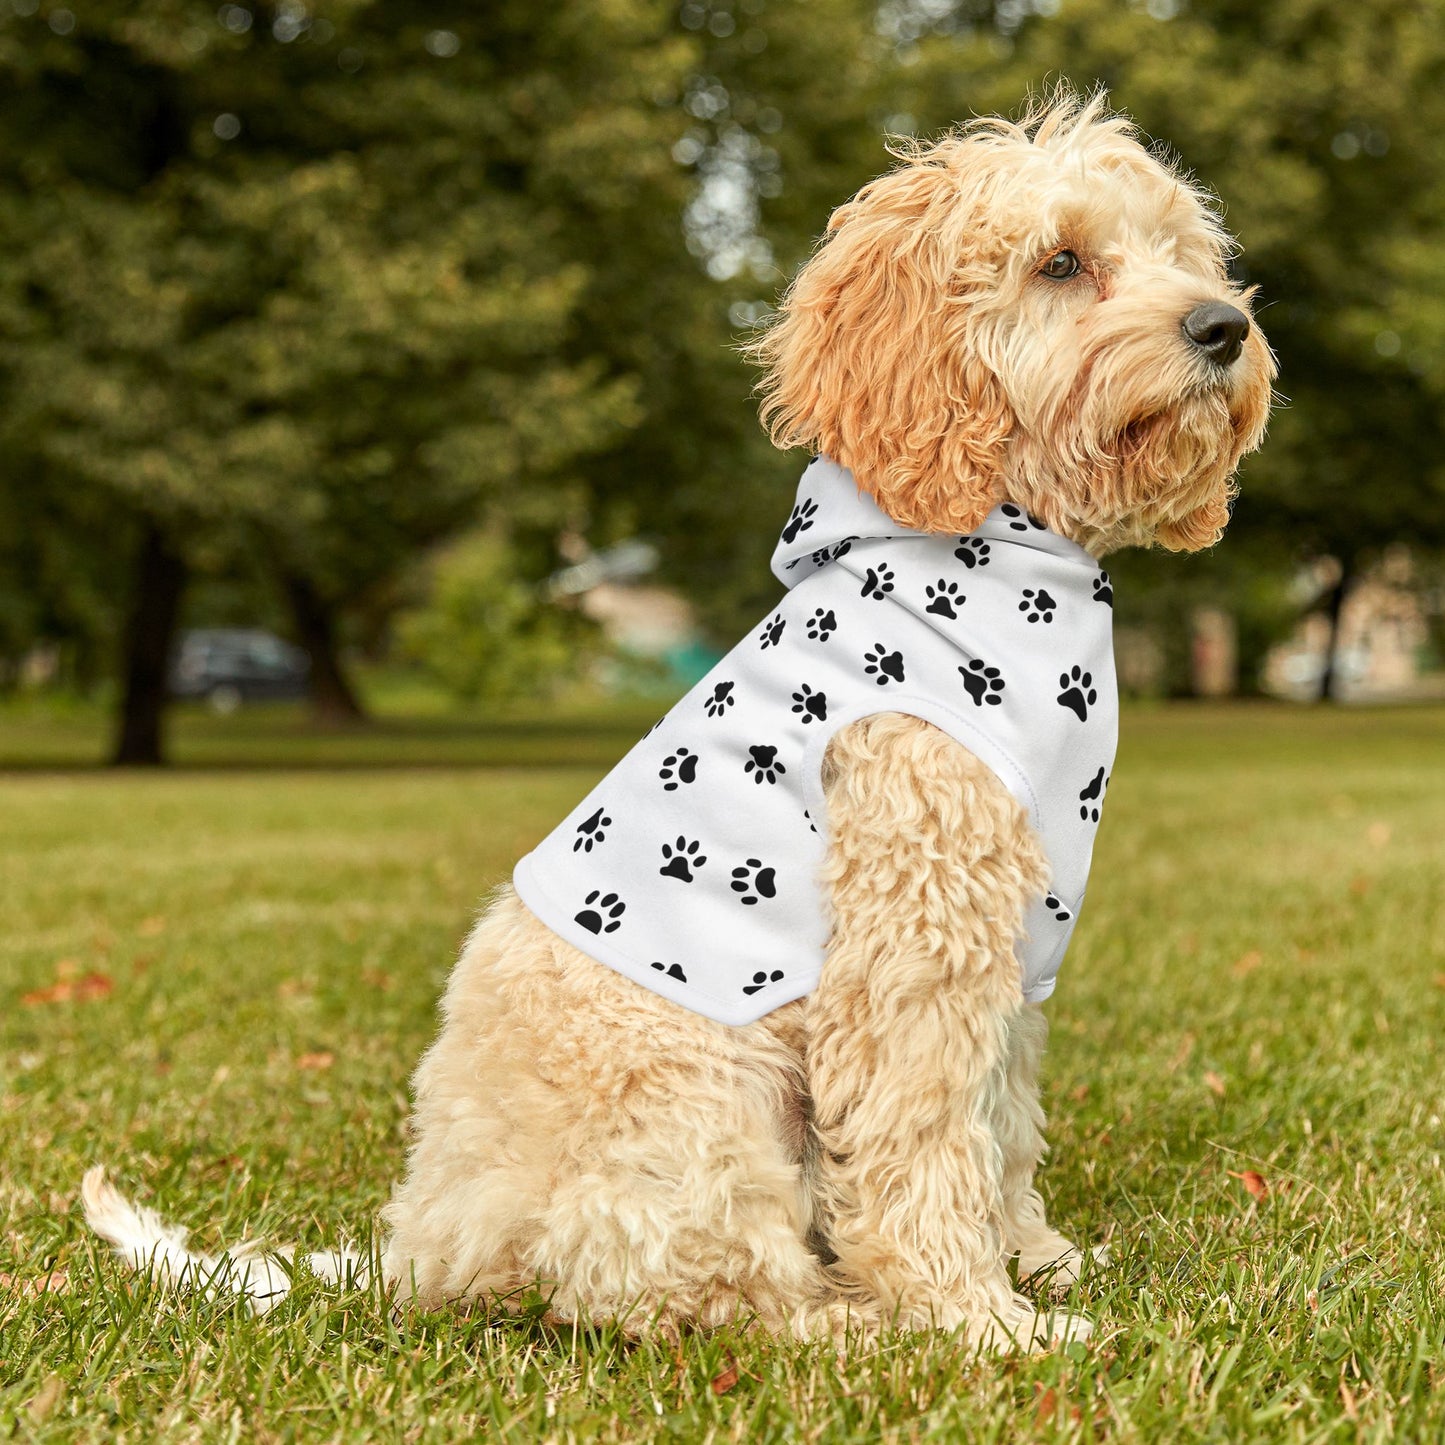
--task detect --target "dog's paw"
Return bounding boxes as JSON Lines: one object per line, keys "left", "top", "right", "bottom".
{"left": 971, "top": 1295, "right": 1092, "bottom": 1354}
{"left": 1018, "top": 1241, "right": 1109, "bottom": 1293}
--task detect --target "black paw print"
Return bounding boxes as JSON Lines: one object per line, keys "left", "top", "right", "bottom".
{"left": 781, "top": 497, "right": 818, "bottom": 544}
{"left": 1000, "top": 503, "right": 1046, "bottom": 532}
{"left": 1079, "top": 766, "right": 1109, "bottom": 821}
{"left": 743, "top": 969, "right": 785, "bottom": 996}
{"left": 806, "top": 608, "right": 837, "bottom": 641}
{"left": 1044, "top": 893, "right": 1072, "bottom": 922}
{"left": 1092, "top": 571, "right": 1114, "bottom": 607}
{"left": 575, "top": 890, "right": 625, "bottom": 934}
{"left": 790, "top": 685, "right": 828, "bottom": 724}
{"left": 731, "top": 858, "right": 779, "bottom": 906}
{"left": 804, "top": 808, "right": 816, "bottom": 834}
{"left": 704, "top": 680, "right": 736, "bottom": 718}
{"left": 758, "top": 613, "right": 786, "bottom": 649}
{"left": 651, "top": 960, "right": 688, "bottom": 983}
{"left": 831, "top": 537, "right": 857, "bottom": 560}
{"left": 1018, "top": 587, "right": 1057, "bottom": 624}
{"left": 1057, "top": 666, "right": 1098, "bottom": 721}
{"left": 954, "top": 538, "right": 991, "bottom": 568}
{"left": 959, "top": 659, "right": 1005, "bottom": 706}
{"left": 810, "top": 546, "right": 833, "bottom": 567}
{"left": 744, "top": 744, "right": 786, "bottom": 785}
{"left": 573, "top": 807, "right": 611, "bottom": 853}
{"left": 863, "top": 644, "right": 905, "bottom": 685}
{"left": 861, "top": 564, "right": 895, "bottom": 600}
{"left": 659, "top": 748, "right": 698, "bottom": 790}
{"left": 659, "top": 836, "right": 707, "bottom": 882}
{"left": 925, "top": 580, "right": 963, "bottom": 619}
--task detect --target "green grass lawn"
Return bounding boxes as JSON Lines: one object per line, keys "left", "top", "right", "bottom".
{"left": 2, "top": 702, "right": 1443, "bottom": 1442}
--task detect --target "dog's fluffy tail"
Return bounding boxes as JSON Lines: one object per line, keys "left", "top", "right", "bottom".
{"left": 81, "top": 1165, "right": 368, "bottom": 1315}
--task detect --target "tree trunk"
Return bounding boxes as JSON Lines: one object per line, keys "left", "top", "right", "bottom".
{"left": 112, "top": 524, "right": 187, "bottom": 766}
{"left": 281, "top": 571, "right": 366, "bottom": 725}
{"left": 1317, "top": 556, "right": 1354, "bottom": 703}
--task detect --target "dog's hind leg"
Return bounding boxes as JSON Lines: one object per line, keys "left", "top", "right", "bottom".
{"left": 804, "top": 714, "right": 1090, "bottom": 1350}
{"left": 992, "top": 1004, "right": 1099, "bottom": 1291}
{"left": 383, "top": 889, "right": 833, "bottom": 1337}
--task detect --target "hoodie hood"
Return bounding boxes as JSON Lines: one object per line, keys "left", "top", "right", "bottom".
{"left": 771, "top": 456, "right": 1098, "bottom": 587}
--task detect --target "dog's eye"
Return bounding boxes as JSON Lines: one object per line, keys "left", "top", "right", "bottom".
{"left": 1040, "top": 250, "right": 1081, "bottom": 280}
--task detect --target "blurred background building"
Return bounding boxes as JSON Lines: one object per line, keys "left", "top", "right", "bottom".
{"left": 2, "top": 0, "right": 1443, "bottom": 762}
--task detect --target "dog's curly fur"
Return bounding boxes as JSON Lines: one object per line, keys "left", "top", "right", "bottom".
{"left": 86, "top": 90, "right": 1274, "bottom": 1351}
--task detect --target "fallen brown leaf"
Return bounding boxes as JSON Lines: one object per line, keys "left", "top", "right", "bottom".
{"left": 1432, "top": 973, "right": 1445, "bottom": 990}
{"left": 295, "top": 1052, "right": 334, "bottom": 1071}
{"left": 1070, "top": 1083, "right": 1090, "bottom": 1103}
{"left": 1232, "top": 950, "right": 1263, "bottom": 977}
{"left": 1204, "top": 1070, "right": 1227, "bottom": 1098}
{"left": 21, "top": 972, "right": 114, "bottom": 1007}
{"left": 0, "top": 1268, "right": 70, "bottom": 1299}
{"left": 711, "top": 1358, "right": 740, "bottom": 1396}
{"left": 361, "top": 969, "right": 394, "bottom": 992}
{"left": 1228, "top": 1169, "right": 1268, "bottom": 1201}
{"left": 1349, "top": 875, "right": 1372, "bottom": 898}
{"left": 1034, "top": 1385, "right": 1058, "bottom": 1425}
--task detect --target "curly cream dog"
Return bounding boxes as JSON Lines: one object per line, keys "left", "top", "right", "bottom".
{"left": 85, "top": 92, "right": 1273, "bottom": 1350}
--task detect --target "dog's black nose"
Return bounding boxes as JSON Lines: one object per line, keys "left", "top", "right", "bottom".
{"left": 1182, "top": 302, "right": 1250, "bottom": 367}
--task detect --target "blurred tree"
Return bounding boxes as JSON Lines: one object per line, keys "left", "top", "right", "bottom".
{"left": 0, "top": 0, "right": 696, "bottom": 758}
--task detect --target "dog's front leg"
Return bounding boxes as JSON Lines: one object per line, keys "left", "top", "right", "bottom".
{"left": 806, "top": 713, "right": 1088, "bottom": 1349}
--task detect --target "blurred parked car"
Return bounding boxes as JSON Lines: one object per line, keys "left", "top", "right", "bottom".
{"left": 169, "top": 629, "right": 310, "bottom": 712}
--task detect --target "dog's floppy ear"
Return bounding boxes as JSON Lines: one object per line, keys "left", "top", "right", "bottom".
{"left": 749, "top": 150, "right": 1013, "bottom": 535}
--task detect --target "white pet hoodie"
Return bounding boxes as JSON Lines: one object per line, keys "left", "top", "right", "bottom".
{"left": 514, "top": 457, "right": 1118, "bottom": 1025}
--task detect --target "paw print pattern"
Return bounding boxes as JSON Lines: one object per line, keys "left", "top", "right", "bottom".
{"left": 925, "top": 580, "right": 963, "bottom": 619}
{"left": 1043, "top": 893, "right": 1072, "bottom": 922}
{"left": 863, "top": 644, "right": 905, "bottom": 685}
{"left": 790, "top": 685, "right": 828, "bottom": 724}
{"left": 731, "top": 858, "right": 779, "bottom": 906}
{"left": 575, "top": 891, "right": 625, "bottom": 935}
{"left": 954, "top": 538, "right": 991, "bottom": 568}
{"left": 659, "top": 748, "right": 698, "bottom": 790}
{"left": 758, "top": 613, "right": 786, "bottom": 649}
{"left": 1078, "top": 766, "right": 1109, "bottom": 821}
{"left": 573, "top": 807, "right": 611, "bottom": 853}
{"left": 1057, "top": 666, "right": 1098, "bottom": 721}
{"left": 1092, "top": 571, "right": 1114, "bottom": 607}
{"left": 743, "top": 969, "right": 785, "bottom": 996}
{"left": 831, "top": 537, "right": 857, "bottom": 560}
{"left": 806, "top": 608, "right": 837, "bottom": 641}
{"left": 781, "top": 497, "right": 818, "bottom": 544}
{"left": 1018, "top": 587, "right": 1057, "bottom": 624}
{"left": 861, "top": 564, "right": 895, "bottom": 600}
{"left": 745, "top": 744, "right": 786, "bottom": 784}
{"left": 1000, "top": 503, "right": 1046, "bottom": 532}
{"left": 704, "top": 681, "right": 736, "bottom": 718}
{"left": 959, "top": 659, "right": 1005, "bottom": 706}
{"left": 659, "top": 836, "right": 707, "bottom": 882}
{"left": 651, "top": 960, "right": 688, "bottom": 983}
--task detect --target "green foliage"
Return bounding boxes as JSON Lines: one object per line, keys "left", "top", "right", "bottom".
{"left": 2, "top": 703, "right": 1444, "bottom": 1439}
{"left": 395, "top": 533, "right": 600, "bottom": 705}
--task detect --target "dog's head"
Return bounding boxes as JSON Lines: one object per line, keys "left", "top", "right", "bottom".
{"left": 750, "top": 90, "right": 1275, "bottom": 554}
